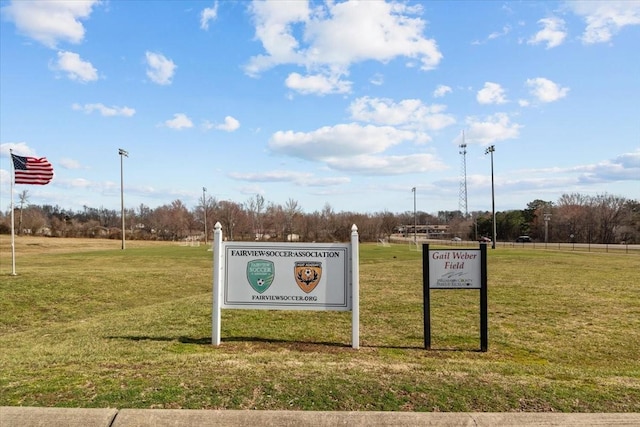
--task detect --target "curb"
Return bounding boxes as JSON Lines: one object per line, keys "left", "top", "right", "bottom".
{"left": 2, "top": 407, "right": 639, "bottom": 426}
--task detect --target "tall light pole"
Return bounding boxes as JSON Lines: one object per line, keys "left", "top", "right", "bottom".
{"left": 118, "top": 148, "right": 128, "bottom": 250}
{"left": 485, "top": 145, "right": 496, "bottom": 249}
{"left": 544, "top": 213, "right": 552, "bottom": 248}
{"left": 203, "top": 187, "right": 208, "bottom": 244}
{"left": 412, "top": 187, "right": 417, "bottom": 243}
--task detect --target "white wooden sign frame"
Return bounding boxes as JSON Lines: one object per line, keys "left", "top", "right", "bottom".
{"left": 212, "top": 222, "right": 360, "bottom": 348}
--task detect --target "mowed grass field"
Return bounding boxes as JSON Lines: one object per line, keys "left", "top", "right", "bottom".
{"left": 1, "top": 235, "right": 639, "bottom": 412}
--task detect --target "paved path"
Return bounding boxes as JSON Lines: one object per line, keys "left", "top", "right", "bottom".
{"left": 2, "top": 407, "right": 639, "bottom": 426}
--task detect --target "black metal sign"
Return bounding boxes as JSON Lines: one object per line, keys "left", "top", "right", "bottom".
{"left": 422, "top": 244, "right": 488, "bottom": 352}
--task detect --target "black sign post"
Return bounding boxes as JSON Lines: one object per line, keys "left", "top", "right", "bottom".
{"left": 422, "top": 243, "right": 488, "bottom": 352}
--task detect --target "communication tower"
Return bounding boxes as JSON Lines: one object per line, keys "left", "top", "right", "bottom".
{"left": 459, "top": 132, "right": 468, "bottom": 217}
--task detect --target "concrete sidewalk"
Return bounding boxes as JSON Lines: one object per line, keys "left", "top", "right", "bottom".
{"left": 2, "top": 407, "right": 640, "bottom": 426}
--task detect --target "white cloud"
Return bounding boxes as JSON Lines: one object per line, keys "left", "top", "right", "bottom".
{"left": 72, "top": 103, "right": 135, "bottom": 117}
{"left": 526, "top": 77, "right": 569, "bottom": 103}
{"left": 477, "top": 82, "right": 507, "bottom": 104}
{"left": 528, "top": 17, "right": 567, "bottom": 48}
{"left": 216, "top": 116, "right": 240, "bottom": 132}
{"left": 200, "top": 2, "right": 218, "bottom": 30}
{"left": 488, "top": 25, "right": 511, "bottom": 40}
{"left": 229, "top": 170, "right": 351, "bottom": 187}
{"left": 145, "top": 51, "right": 176, "bottom": 85}
{"left": 164, "top": 113, "right": 193, "bottom": 130}
{"left": 244, "top": 0, "right": 309, "bottom": 75}
{"left": 68, "top": 178, "right": 92, "bottom": 188}
{"left": 230, "top": 170, "right": 310, "bottom": 183}
{"left": 349, "top": 96, "right": 455, "bottom": 131}
{"left": 285, "top": 72, "right": 352, "bottom": 95}
{"left": 52, "top": 51, "right": 98, "bottom": 82}
{"left": 302, "top": 1, "right": 442, "bottom": 70}
{"left": 325, "top": 153, "right": 447, "bottom": 175}
{"left": 572, "top": 149, "right": 640, "bottom": 182}
{"left": 369, "top": 73, "right": 384, "bottom": 86}
{"left": 568, "top": 0, "right": 640, "bottom": 44}
{"left": 433, "top": 85, "right": 452, "bottom": 98}
{"left": 472, "top": 25, "right": 511, "bottom": 45}
{"left": 304, "top": 176, "right": 352, "bottom": 187}
{"left": 59, "top": 158, "right": 82, "bottom": 169}
{"left": 464, "top": 113, "right": 522, "bottom": 145}
{"left": 0, "top": 169, "right": 9, "bottom": 186}
{"left": 269, "top": 123, "right": 416, "bottom": 161}
{"left": 615, "top": 149, "right": 640, "bottom": 169}
{"left": 0, "top": 142, "right": 36, "bottom": 157}
{"left": 245, "top": 0, "right": 442, "bottom": 94}
{"left": 1, "top": 0, "right": 99, "bottom": 48}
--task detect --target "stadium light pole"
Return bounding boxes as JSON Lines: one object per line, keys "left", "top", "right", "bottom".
{"left": 203, "top": 187, "right": 208, "bottom": 244}
{"left": 412, "top": 187, "right": 416, "bottom": 244}
{"left": 544, "top": 213, "right": 552, "bottom": 248}
{"left": 119, "top": 148, "right": 128, "bottom": 250}
{"left": 485, "top": 145, "right": 496, "bottom": 249}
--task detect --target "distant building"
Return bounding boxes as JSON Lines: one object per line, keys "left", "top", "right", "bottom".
{"left": 395, "top": 224, "right": 451, "bottom": 239}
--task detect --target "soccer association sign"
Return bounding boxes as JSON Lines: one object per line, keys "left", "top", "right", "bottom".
{"left": 223, "top": 244, "right": 350, "bottom": 310}
{"left": 212, "top": 222, "right": 361, "bottom": 348}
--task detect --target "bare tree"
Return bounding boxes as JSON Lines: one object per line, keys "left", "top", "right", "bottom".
{"left": 216, "top": 200, "right": 244, "bottom": 240}
{"left": 379, "top": 210, "right": 398, "bottom": 240}
{"left": 284, "top": 198, "right": 302, "bottom": 241}
{"left": 320, "top": 203, "right": 334, "bottom": 242}
{"left": 21, "top": 206, "right": 46, "bottom": 235}
{"left": 593, "top": 194, "right": 627, "bottom": 244}
{"left": 246, "top": 194, "right": 265, "bottom": 240}
{"left": 197, "top": 192, "right": 217, "bottom": 242}
{"left": 147, "top": 200, "right": 193, "bottom": 240}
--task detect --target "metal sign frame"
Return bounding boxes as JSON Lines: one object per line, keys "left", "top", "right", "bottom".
{"left": 422, "top": 244, "right": 488, "bottom": 352}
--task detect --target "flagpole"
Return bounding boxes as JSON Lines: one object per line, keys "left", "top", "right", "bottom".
{"left": 9, "top": 149, "right": 17, "bottom": 275}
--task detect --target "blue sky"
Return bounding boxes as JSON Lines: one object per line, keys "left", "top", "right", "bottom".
{"left": 1, "top": 0, "right": 639, "bottom": 216}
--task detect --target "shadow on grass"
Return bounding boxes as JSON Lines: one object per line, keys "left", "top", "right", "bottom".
{"left": 105, "top": 334, "right": 350, "bottom": 348}
{"left": 373, "top": 344, "right": 485, "bottom": 352}
{"left": 106, "top": 335, "right": 483, "bottom": 352}
{"left": 105, "top": 335, "right": 175, "bottom": 342}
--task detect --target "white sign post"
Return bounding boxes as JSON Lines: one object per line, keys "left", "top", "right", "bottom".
{"left": 212, "top": 222, "right": 360, "bottom": 348}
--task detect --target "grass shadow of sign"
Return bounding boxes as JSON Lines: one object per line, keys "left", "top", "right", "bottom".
{"left": 105, "top": 335, "right": 175, "bottom": 342}
{"left": 106, "top": 335, "right": 352, "bottom": 350}
{"left": 107, "top": 336, "right": 484, "bottom": 353}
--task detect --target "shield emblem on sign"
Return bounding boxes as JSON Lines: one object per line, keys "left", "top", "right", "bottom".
{"left": 246, "top": 259, "right": 274, "bottom": 294}
{"left": 294, "top": 261, "right": 322, "bottom": 293}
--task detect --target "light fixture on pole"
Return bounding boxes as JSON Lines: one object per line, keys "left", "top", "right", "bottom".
{"left": 485, "top": 145, "right": 496, "bottom": 249}
{"left": 118, "top": 148, "right": 128, "bottom": 250}
{"left": 412, "top": 187, "right": 417, "bottom": 244}
{"left": 203, "top": 187, "right": 208, "bottom": 244}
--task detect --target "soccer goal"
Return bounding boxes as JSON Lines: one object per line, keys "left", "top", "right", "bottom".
{"left": 377, "top": 238, "right": 390, "bottom": 247}
{"left": 180, "top": 237, "right": 201, "bottom": 247}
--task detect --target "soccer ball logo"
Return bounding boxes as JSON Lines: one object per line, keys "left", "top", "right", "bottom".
{"left": 247, "top": 259, "right": 275, "bottom": 294}
{"left": 294, "top": 261, "right": 322, "bottom": 293}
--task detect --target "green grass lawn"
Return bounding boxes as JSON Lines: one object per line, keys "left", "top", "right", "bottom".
{"left": 1, "top": 236, "right": 639, "bottom": 411}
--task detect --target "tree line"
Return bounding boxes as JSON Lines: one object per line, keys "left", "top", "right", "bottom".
{"left": 1, "top": 191, "right": 638, "bottom": 244}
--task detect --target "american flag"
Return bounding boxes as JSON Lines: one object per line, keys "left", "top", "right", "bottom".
{"left": 11, "top": 154, "right": 54, "bottom": 185}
